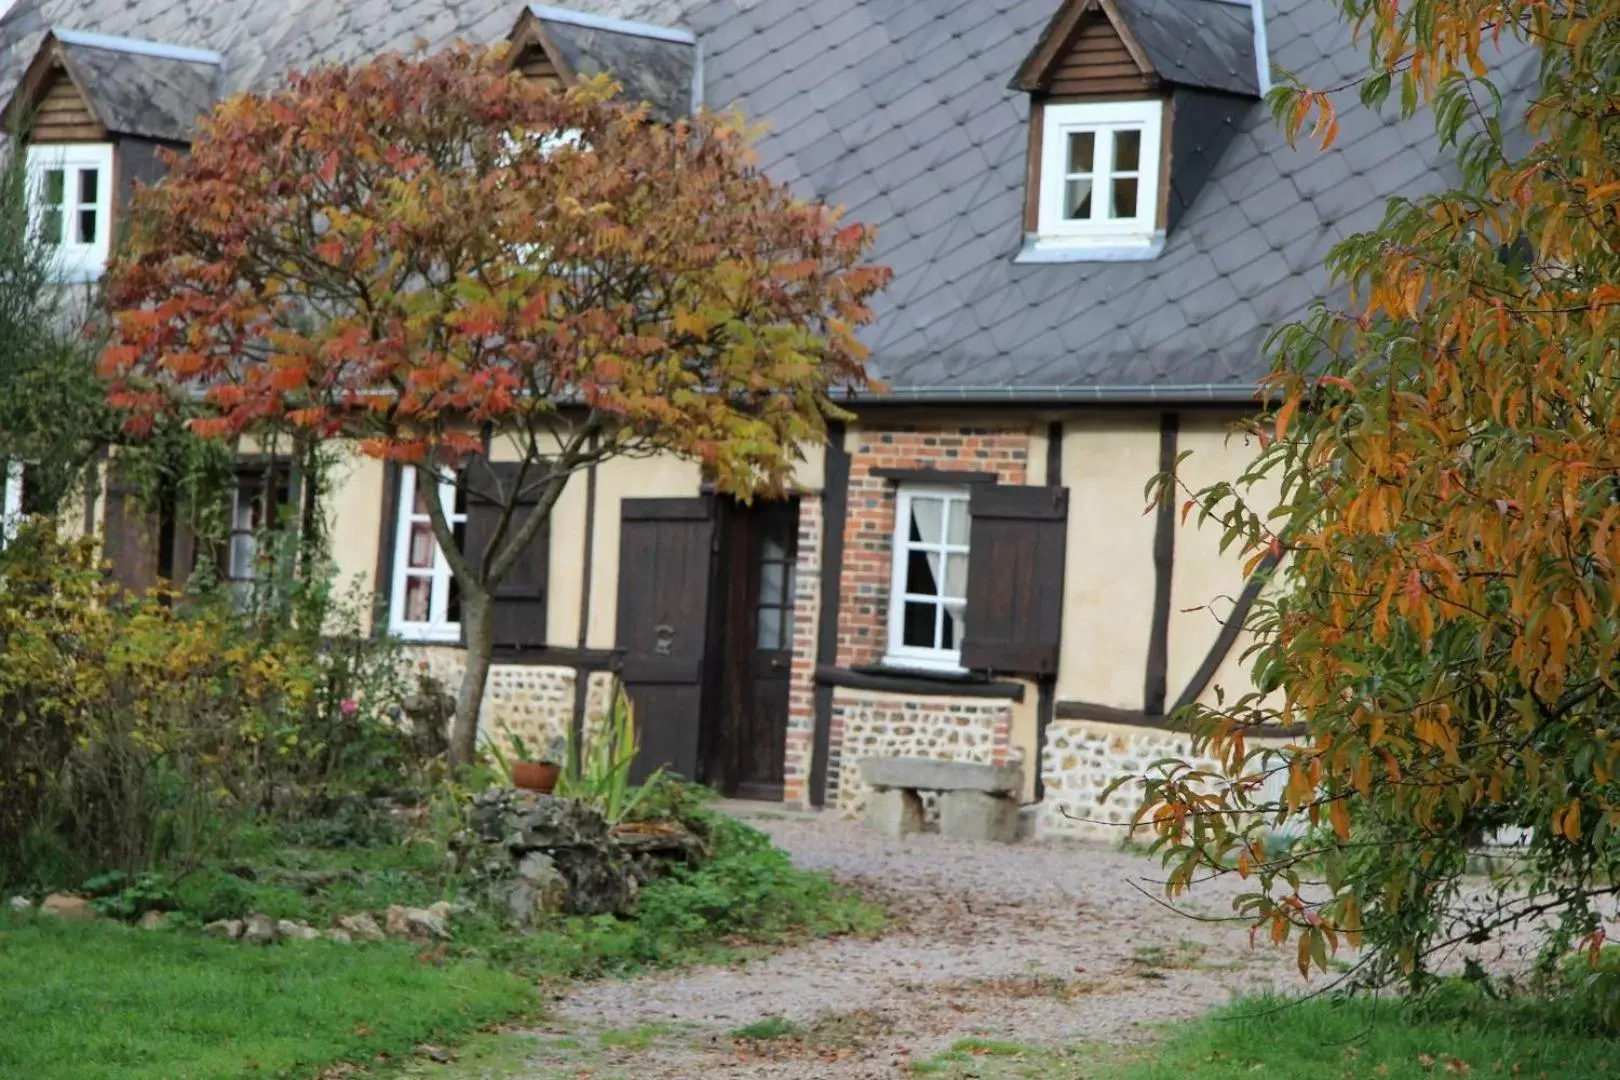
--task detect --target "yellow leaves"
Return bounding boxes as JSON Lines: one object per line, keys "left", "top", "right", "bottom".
{"left": 1560, "top": 801, "right": 1583, "bottom": 842}
{"left": 1329, "top": 797, "right": 1352, "bottom": 841}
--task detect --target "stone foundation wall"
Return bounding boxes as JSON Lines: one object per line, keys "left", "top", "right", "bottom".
{"left": 829, "top": 688, "right": 1017, "bottom": 819}
{"left": 399, "top": 646, "right": 614, "bottom": 757}
{"left": 1037, "top": 718, "right": 1292, "bottom": 842}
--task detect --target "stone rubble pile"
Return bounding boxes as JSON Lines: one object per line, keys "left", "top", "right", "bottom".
{"left": 460, "top": 790, "right": 708, "bottom": 929}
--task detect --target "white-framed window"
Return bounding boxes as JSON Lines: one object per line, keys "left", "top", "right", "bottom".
{"left": 1033, "top": 100, "right": 1163, "bottom": 255}
{"left": 1, "top": 459, "right": 27, "bottom": 550}
{"left": 389, "top": 466, "right": 466, "bottom": 642}
{"left": 26, "top": 142, "right": 114, "bottom": 282}
{"left": 885, "top": 485, "right": 971, "bottom": 672}
{"left": 225, "top": 468, "right": 290, "bottom": 596}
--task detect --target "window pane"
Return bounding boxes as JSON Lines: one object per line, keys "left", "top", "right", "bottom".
{"left": 902, "top": 600, "right": 937, "bottom": 648}
{"left": 905, "top": 549, "right": 940, "bottom": 598}
{"left": 403, "top": 575, "right": 432, "bottom": 622}
{"left": 408, "top": 522, "right": 435, "bottom": 568}
{"left": 1066, "top": 131, "right": 1094, "bottom": 173}
{"left": 229, "top": 533, "right": 256, "bottom": 580}
{"left": 909, "top": 496, "right": 946, "bottom": 545}
{"left": 77, "top": 168, "right": 98, "bottom": 204}
{"left": 77, "top": 208, "right": 97, "bottom": 244}
{"left": 41, "top": 209, "right": 62, "bottom": 245}
{"left": 760, "top": 559, "right": 785, "bottom": 604}
{"left": 453, "top": 478, "right": 468, "bottom": 515}
{"left": 943, "top": 601, "right": 965, "bottom": 649}
{"left": 1112, "top": 177, "right": 1139, "bottom": 219}
{"left": 1065, "top": 178, "right": 1093, "bottom": 220}
{"left": 42, "top": 169, "right": 64, "bottom": 205}
{"left": 947, "top": 500, "right": 969, "bottom": 545}
{"left": 1113, "top": 129, "right": 1141, "bottom": 172}
{"left": 447, "top": 574, "right": 461, "bottom": 624}
{"left": 945, "top": 552, "right": 969, "bottom": 597}
{"left": 411, "top": 478, "right": 430, "bottom": 514}
{"left": 757, "top": 606, "right": 782, "bottom": 650}
{"left": 762, "top": 536, "right": 786, "bottom": 561}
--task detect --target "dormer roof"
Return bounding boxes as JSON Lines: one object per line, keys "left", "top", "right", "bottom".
{"left": 4, "top": 28, "right": 223, "bottom": 143}
{"left": 507, "top": 4, "right": 698, "bottom": 122}
{"left": 1012, "top": 0, "right": 1261, "bottom": 99}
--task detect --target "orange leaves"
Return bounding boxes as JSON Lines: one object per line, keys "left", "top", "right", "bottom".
{"left": 99, "top": 41, "right": 888, "bottom": 500}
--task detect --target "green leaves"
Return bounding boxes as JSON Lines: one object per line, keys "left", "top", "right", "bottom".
{"left": 1136, "top": 0, "right": 1620, "bottom": 989}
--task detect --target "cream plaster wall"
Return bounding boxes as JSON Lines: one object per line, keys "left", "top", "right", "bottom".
{"left": 1164, "top": 417, "right": 1278, "bottom": 708}
{"left": 322, "top": 448, "right": 385, "bottom": 632}
{"left": 1055, "top": 414, "right": 1161, "bottom": 709}
{"left": 1006, "top": 680, "right": 1041, "bottom": 803}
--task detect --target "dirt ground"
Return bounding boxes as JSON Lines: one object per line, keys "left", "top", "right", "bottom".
{"left": 467, "top": 811, "right": 1308, "bottom": 1079}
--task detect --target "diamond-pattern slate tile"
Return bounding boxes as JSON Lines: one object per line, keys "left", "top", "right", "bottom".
{"left": 0, "top": 0, "right": 1493, "bottom": 398}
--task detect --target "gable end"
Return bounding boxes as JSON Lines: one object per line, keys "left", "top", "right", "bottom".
{"left": 1012, "top": 0, "right": 1157, "bottom": 95}
{"left": 32, "top": 66, "right": 106, "bottom": 142}
{"left": 1047, "top": 11, "right": 1157, "bottom": 98}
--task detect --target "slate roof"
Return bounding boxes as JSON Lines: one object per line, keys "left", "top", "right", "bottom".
{"left": 533, "top": 6, "right": 697, "bottom": 123}
{"left": 56, "top": 34, "right": 222, "bottom": 142}
{"left": 1116, "top": 0, "right": 1259, "bottom": 97}
{"left": 0, "top": 0, "right": 1537, "bottom": 403}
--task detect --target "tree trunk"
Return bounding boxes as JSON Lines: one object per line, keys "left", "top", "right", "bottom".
{"left": 450, "top": 587, "right": 494, "bottom": 768}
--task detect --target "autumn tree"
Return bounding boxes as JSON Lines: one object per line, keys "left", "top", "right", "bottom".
{"left": 101, "top": 46, "right": 889, "bottom": 766}
{"left": 1133, "top": 0, "right": 1620, "bottom": 988}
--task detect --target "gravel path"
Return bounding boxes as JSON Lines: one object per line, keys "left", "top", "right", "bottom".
{"left": 509, "top": 812, "right": 1304, "bottom": 1078}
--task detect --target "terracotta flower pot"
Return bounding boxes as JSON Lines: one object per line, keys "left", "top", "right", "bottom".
{"left": 512, "top": 760, "right": 561, "bottom": 794}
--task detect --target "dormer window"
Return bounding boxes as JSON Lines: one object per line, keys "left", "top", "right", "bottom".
{"left": 1011, "top": 0, "right": 1264, "bottom": 264}
{"left": 27, "top": 143, "right": 113, "bottom": 281}
{"left": 1036, "top": 100, "right": 1162, "bottom": 254}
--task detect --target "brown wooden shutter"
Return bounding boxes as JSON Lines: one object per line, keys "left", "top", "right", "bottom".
{"left": 959, "top": 484, "right": 1068, "bottom": 675}
{"left": 102, "top": 465, "right": 160, "bottom": 595}
{"left": 463, "top": 461, "right": 549, "bottom": 649}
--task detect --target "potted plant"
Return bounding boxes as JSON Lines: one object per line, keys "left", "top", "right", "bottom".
{"left": 505, "top": 732, "right": 566, "bottom": 795}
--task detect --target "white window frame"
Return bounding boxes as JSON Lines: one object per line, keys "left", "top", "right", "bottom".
{"left": 26, "top": 142, "right": 115, "bottom": 283}
{"left": 389, "top": 466, "right": 466, "bottom": 643}
{"left": 885, "top": 485, "right": 972, "bottom": 673}
{"left": 1034, "top": 100, "right": 1163, "bottom": 253}
{"left": 1, "top": 459, "right": 25, "bottom": 549}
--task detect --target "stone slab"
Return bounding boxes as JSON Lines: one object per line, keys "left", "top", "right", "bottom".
{"left": 860, "top": 756, "right": 1022, "bottom": 795}
{"left": 938, "top": 789, "right": 1019, "bottom": 844}
{"left": 862, "top": 787, "right": 924, "bottom": 838}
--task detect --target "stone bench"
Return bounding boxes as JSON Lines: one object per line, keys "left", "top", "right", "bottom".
{"left": 858, "top": 757, "right": 1023, "bottom": 843}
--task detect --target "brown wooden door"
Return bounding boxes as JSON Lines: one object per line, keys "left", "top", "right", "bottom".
{"left": 710, "top": 499, "right": 798, "bottom": 800}
{"left": 615, "top": 498, "right": 715, "bottom": 784}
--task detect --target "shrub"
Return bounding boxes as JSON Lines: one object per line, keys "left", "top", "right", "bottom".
{"left": 0, "top": 524, "right": 418, "bottom": 890}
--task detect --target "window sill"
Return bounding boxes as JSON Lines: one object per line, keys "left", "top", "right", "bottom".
{"left": 1014, "top": 233, "right": 1165, "bottom": 264}
{"left": 872, "top": 658, "right": 969, "bottom": 679}
{"left": 389, "top": 626, "right": 463, "bottom": 646}
{"left": 816, "top": 664, "right": 1026, "bottom": 701}
{"left": 50, "top": 263, "right": 106, "bottom": 285}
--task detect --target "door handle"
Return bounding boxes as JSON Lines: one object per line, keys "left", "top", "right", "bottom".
{"left": 653, "top": 625, "right": 675, "bottom": 655}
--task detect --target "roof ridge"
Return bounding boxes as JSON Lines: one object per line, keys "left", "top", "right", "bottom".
{"left": 51, "top": 27, "right": 222, "bottom": 65}
{"left": 527, "top": 3, "right": 695, "bottom": 45}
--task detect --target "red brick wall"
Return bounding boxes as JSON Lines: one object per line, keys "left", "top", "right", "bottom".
{"left": 835, "top": 425, "right": 1031, "bottom": 668}
{"left": 781, "top": 493, "right": 822, "bottom": 805}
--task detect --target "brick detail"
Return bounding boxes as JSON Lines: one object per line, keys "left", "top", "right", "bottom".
{"left": 781, "top": 493, "right": 823, "bottom": 805}
{"left": 836, "top": 426, "right": 1030, "bottom": 668}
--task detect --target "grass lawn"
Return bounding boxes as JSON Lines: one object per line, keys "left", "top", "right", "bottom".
{"left": 907, "top": 984, "right": 1620, "bottom": 1078}
{"left": 0, "top": 912, "right": 534, "bottom": 1080}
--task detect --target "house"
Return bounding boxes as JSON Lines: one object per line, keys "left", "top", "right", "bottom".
{"left": 0, "top": 0, "right": 1450, "bottom": 837}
